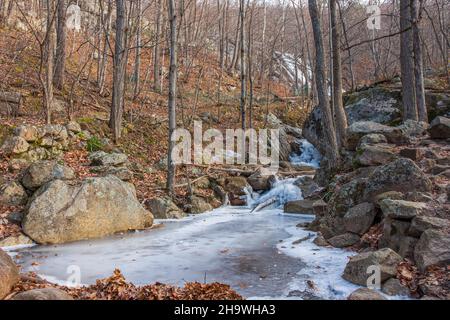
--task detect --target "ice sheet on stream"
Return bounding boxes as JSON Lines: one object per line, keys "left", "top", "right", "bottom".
{"left": 5, "top": 141, "right": 406, "bottom": 300}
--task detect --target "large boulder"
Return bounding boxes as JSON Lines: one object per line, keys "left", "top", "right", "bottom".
{"left": 12, "top": 288, "right": 73, "bottom": 300}
{"left": 145, "top": 197, "right": 185, "bottom": 219}
{"left": 0, "top": 248, "right": 19, "bottom": 299}
{"left": 21, "top": 161, "right": 75, "bottom": 190}
{"left": 414, "top": 229, "right": 450, "bottom": 272}
{"left": 343, "top": 202, "right": 377, "bottom": 235}
{"left": 380, "top": 199, "right": 427, "bottom": 220}
{"left": 364, "top": 158, "right": 432, "bottom": 201}
{"left": 23, "top": 176, "right": 153, "bottom": 244}
{"left": 347, "top": 288, "right": 387, "bottom": 300}
{"left": 343, "top": 248, "right": 402, "bottom": 286}
{"left": 344, "top": 87, "right": 401, "bottom": 125}
{"left": 428, "top": 116, "right": 450, "bottom": 139}
{"left": 347, "top": 121, "right": 407, "bottom": 150}
{"left": 0, "top": 181, "right": 28, "bottom": 206}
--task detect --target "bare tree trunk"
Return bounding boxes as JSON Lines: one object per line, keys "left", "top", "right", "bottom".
{"left": 154, "top": 0, "right": 163, "bottom": 93}
{"left": 133, "top": 0, "right": 142, "bottom": 99}
{"left": 167, "top": 0, "right": 178, "bottom": 195}
{"left": 400, "top": 0, "right": 418, "bottom": 121}
{"left": 330, "top": 0, "right": 347, "bottom": 148}
{"left": 44, "top": 0, "right": 57, "bottom": 124}
{"left": 411, "top": 0, "right": 427, "bottom": 122}
{"left": 239, "top": 0, "right": 246, "bottom": 131}
{"left": 110, "top": 0, "right": 126, "bottom": 142}
{"left": 308, "top": 0, "right": 339, "bottom": 164}
{"left": 97, "top": 0, "right": 112, "bottom": 95}
{"left": 54, "top": 0, "right": 66, "bottom": 90}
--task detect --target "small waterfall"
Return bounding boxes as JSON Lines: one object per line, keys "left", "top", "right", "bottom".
{"left": 248, "top": 139, "right": 321, "bottom": 212}
{"left": 290, "top": 139, "right": 322, "bottom": 169}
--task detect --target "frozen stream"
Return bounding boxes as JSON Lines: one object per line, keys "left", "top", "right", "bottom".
{"left": 6, "top": 140, "right": 363, "bottom": 300}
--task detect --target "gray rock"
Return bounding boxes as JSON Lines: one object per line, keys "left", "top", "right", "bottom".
{"left": 364, "top": 158, "right": 432, "bottom": 201}
{"left": 414, "top": 229, "right": 450, "bottom": 272}
{"left": 90, "top": 166, "right": 134, "bottom": 181}
{"left": 66, "top": 121, "right": 82, "bottom": 133}
{"left": 14, "top": 125, "right": 40, "bottom": 142}
{"left": 380, "top": 199, "right": 427, "bottom": 220}
{"left": 374, "top": 191, "right": 404, "bottom": 206}
{"left": 357, "top": 144, "right": 396, "bottom": 166}
{"left": 0, "top": 181, "right": 28, "bottom": 206}
{"left": 223, "top": 176, "right": 250, "bottom": 196}
{"left": 313, "top": 234, "right": 329, "bottom": 247}
{"left": 88, "top": 151, "right": 128, "bottom": 167}
{"left": 190, "top": 196, "right": 213, "bottom": 214}
{"left": 284, "top": 200, "right": 315, "bottom": 215}
{"left": 1, "top": 136, "right": 29, "bottom": 155}
{"left": 379, "top": 218, "right": 412, "bottom": 254}
{"left": 0, "top": 248, "right": 19, "bottom": 299}
{"left": 397, "top": 120, "right": 429, "bottom": 137}
{"left": 343, "top": 248, "right": 402, "bottom": 286}
{"left": 428, "top": 116, "right": 450, "bottom": 139}
{"left": 399, "top": 148, "right": 424, "bottom": 161}
{"left": 146, "top": 197, "right": 185, "bottom": 219}
{"left": 328, "top": 232, "right": 360, "bottom": 248}
{"left": 247, "top": 168, "right": 275, "bottom": 191}
{"left": 381, "top": 278, "right": 410, "bottom": 296}
{"left": 347, "top": 288, "right": 387, "bottom": 300}
{"left": 23, "top": 176, "right": 153, "bottom": 244}
{"left": 344, "top": 202, "right": 377, "bottom": 235}
{"left": 358, "top": 134, "right": 387, "bottom": 147}
{"left": 409, "top": 216, "right": 450, "bottom": 238}
{"left": 344, "top": 87, "right": 401, "bottom": 125}
{"left": 21, "top": 160, "right": 75, "bottom": 190}
{"left": 12, "top": 288, "right": 73, "bottom": 300}
{"left": 347, "top": 121, "right": 407, "bottom": 150}
{"left": 0, "top": 233, "right": 33, "bottom": 248}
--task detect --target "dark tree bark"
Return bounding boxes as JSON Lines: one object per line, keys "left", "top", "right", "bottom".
{"left": 411, "top": 0, "right": 427, "bottom": 122}
{"left": 153, "top": 0, "right": 163, "bottom": 93}
{"left": 167, "top": 0, "right": 178, "bottom": 195}
{"left": 400, "top": 0, "right": 418, "bottom": 121}
{"left": 308, "top": 0, "right": 339, "bottom": 164}
{"left": 54, "top": 0, "right": 66, "bottom": 90}
{"left": 110, "top": 0, "right": 126, "bottom": 142}
{"left": 330, "top": 0, "right": 347, "bottom": 148}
